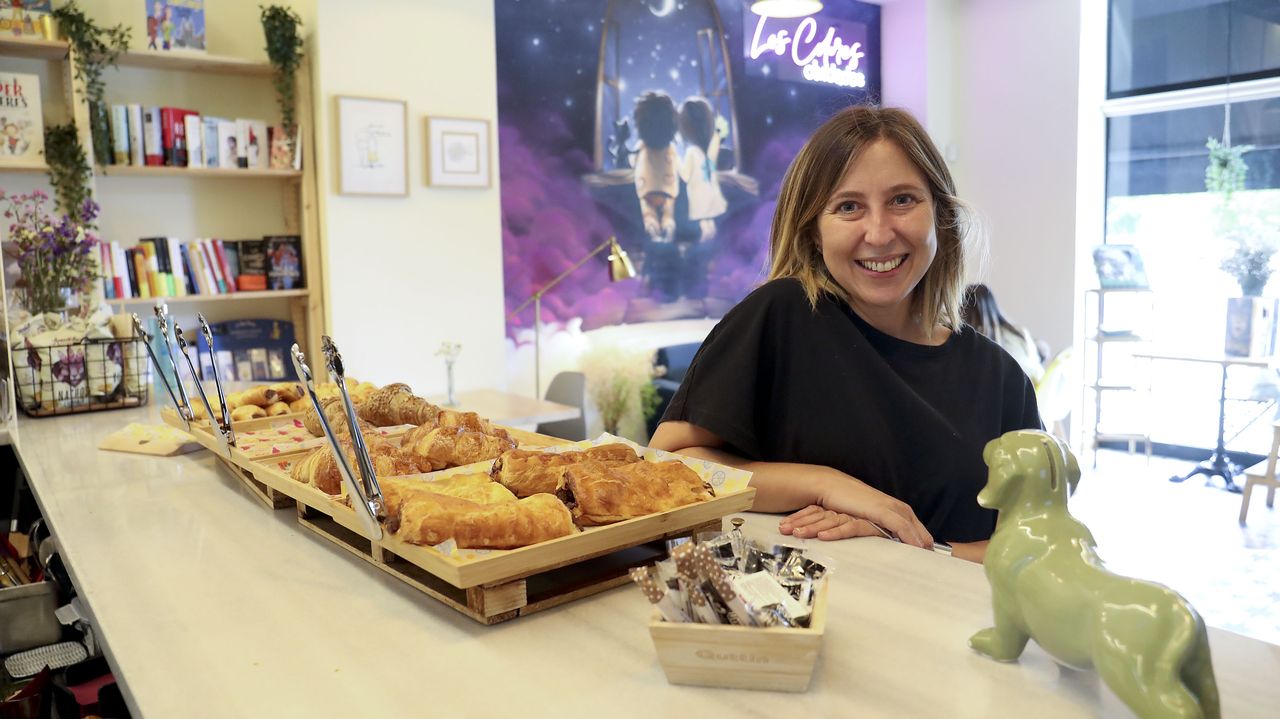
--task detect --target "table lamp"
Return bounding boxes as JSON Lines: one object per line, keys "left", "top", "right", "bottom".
{"left": 509, "top": 236, "right": 636, "bottom": 398}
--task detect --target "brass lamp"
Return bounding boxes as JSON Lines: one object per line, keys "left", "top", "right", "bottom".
{"left": 509, "top": 237, "right": 636, "bottom": 397}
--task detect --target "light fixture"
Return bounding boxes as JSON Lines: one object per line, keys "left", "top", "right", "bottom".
{"left": 509, "top": 237, "right": 637, "bottom": 398}
{"left": 750, "top": 0, "right": 823, "bottom": 18}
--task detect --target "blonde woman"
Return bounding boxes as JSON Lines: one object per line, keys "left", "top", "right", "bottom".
{"left": 650, "top": 106, "right": 1042, "bottom": 564}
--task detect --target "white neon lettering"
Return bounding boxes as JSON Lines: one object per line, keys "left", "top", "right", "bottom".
{"left": 750, "top": 15, "right": 869, "bottom": 89}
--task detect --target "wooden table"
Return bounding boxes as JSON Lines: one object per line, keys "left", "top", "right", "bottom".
{"left": 1135, "top": 351, "right": 1273, "bottom": 492}
{"left": 427, "top": 388, "right": 580, "bottom": 427}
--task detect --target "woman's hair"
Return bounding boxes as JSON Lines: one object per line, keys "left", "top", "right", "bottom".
{"left": 634, "top": 91, "right": 678, "bottom": 148}
{"left": 767, "top": 105, "right": 973, "bottom": 335}
{"left": 678, "top": 96, "right": 715, "bottom": 151}
{"left": 961, "top": 283, "right": 1017, "bottom": 341}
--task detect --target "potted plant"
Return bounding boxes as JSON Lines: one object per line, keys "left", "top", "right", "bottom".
{"left": 261, "top": 5, "right": 305, "bottom": 159}
{"left": 1, "top": 190, "right": 101, "bottom": 316}
{"left": 580, "top": 345, "right": 661, "bottom": 440}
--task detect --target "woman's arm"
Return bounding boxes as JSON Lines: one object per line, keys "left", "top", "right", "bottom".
{"left": 650, "top": 421, "right": 933, "bottom": 548}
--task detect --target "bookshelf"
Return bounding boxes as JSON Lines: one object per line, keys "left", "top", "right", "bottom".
{"left": 0, "top": 36, "right": 69, "bottom": 61}
{"left": 105, "top": 289, "right": 308, "bottom": 307}
{"left": 116, "top": 50, "right": 274, "bottom": 77}
{"left": 96, "top": 165, "right": 302, "bottom": 179}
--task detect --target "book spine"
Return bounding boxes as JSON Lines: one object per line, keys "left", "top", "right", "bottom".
{"left": 177, "top": 244, "right": 195, "bottom": 294}
{"left": 131, "top": 248, "right": 151, "bottom": 298}
{"left": 167, "top": 237, "right": 188, "bottom": 297}
{"left": 110, "top": 104, "right": 130, "bottom": 165}
{"left": 202, "top": 239, "right": 226, "bottom": 293}
{"left": 184, "top": 241, "right": 204, "bottom": 294}
{"left": 235, "top": 119, "right": 249, "bottom": 168}
{"left": 127, "top": 104, "right": 144, "bottom": 166}
{"left": 184, "top": 113, "right": 203, "bottom": 168}
{"left": 99, "top": 244, "right": 114, "bottom": 299}
{"left": 212, "top": 240, "right": 236, "bottom": 294}
{"left": 111, "top": 242, "right": 129, "bottom": 298}
{"left": 159, "top": 108, "right": 176, "bottom": 166}
{"left": 202, "top": 117, "right": 219, "bottom": 168}
{"left": 143, "top": 107, "right": 163, "bottom": 166}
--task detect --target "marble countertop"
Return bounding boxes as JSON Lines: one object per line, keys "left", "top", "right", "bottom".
{"left": 14, "top": 403, "right": 1279, "bottom": 717}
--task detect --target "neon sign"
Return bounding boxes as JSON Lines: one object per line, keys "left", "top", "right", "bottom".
{"left": 742, "top": 7, "right": 878, "bottom": 92}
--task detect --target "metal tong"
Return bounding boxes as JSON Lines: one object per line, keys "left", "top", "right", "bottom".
{"left": 131, "top": 310, "right": 191, "bottom": 432}
{"left": 290, "top": 339, "right": 385, "bottom": 540}
{"left": 167, "top": 314, "right": 234, "bottom": 456}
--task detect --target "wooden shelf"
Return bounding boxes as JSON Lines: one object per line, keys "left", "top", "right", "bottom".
{"left": 106, "top": 289, "right": 308, "bottom": 307}
{"left": 0, "top": 160, "right": 50, "bottom": 173}
{"left": 116, "top": 50, "right": 274, "bottom": 77}
{"left": 0, "top": 36, "right": 69, "bottom": 60}
{"left": 96, "top": 165, "right": 301, "bottom": 179}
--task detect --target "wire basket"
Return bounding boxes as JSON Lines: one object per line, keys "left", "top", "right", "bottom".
{"left": 11, "top": 336, "right": 152, "bottom": 417}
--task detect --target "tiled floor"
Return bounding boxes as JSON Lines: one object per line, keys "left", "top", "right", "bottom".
{"left": 1069, "top": 448, "right": 1280, "bottom": 646}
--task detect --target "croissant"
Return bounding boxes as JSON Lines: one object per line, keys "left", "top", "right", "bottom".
{"left": 231, "top": 404, "right": 265, "bottom": 422}
{"left": 265, "top": 401, "right": 291, "bottom": 417}
{"left": 393, "top": 492, "right": 574, "bottom": 549}
{"left": 303, "top": 396, "right": 372, "bottom": 437}
{"left": 358, "top": 383, "right": 442, "bottom": 427}
{"left": 490, "top": 444, "right": 640, "bottom": 498}
{"left": 290, "top": 435, "right": 419, "bottom": 496}
{"left": 239, "top": 386, "right": 280, "bottom": 407}
{"left": 269, "top": 382, "right": 304, "bottom": 403}
{"left": 561, "top": 459, "right": 714, "bottom": 526}
{"left": 288, "top": 397, "right": 310, "bottom": 413}
{"left": 400, "top": 425, "right": 517, "bottom": 473}
{"left": 378, "top": 474, "right": 515, "bottom": 519}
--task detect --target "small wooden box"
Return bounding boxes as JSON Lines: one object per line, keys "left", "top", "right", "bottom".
{"left": 648, "top": 579, "right": 828, "bottom": 692}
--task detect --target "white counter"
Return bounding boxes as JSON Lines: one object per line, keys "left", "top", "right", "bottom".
{"left": 15, "top": 404, "right": 1280, "bottom": 717}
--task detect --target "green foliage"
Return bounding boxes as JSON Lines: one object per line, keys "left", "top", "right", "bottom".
{"left": 1205, "top": 138, "right": 1252, "bottom": 202}
{"left": 581, "top": 345, "right": 659, "bottom": 438}
{"left": 260, "top": 5, "right": 305, "bottom": 135}
{"left": 52, "top": 0, "right": 130, "bottom": 108}
{"left": 1221, "top": 233, "right": 1275, "bottom": 297}
{"left": 43, "top": 124, "right": 93, "bottom": 227}
{"left": 1207, "top": 138, "right": 1271, "bottom": 295}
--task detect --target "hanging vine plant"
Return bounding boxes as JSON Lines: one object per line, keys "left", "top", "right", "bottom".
{"left": 261, "top": 5, "right": 305, "bottom": 137}
{"left": 51, "top": 1, "right": 131, "bottom": 109}
{"left": 43, "top": 123, "right": 94, "bottom": 227}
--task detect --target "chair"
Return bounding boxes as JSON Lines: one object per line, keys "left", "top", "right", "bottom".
{"left": 1240, "top": 419, "right": 1280, "bottom": 525}
{"left": 536, "top": 371, "right": 587, "bottom": 441}
{"left": 646, "top": 342, "right": 703, "bottom": 437}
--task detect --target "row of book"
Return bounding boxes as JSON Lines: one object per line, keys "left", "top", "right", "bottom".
{"left": 99, "top": 236, "right": 304, "bottom": 301}
{"left": 93, "top": 103, "right": 300, "bottom": 171}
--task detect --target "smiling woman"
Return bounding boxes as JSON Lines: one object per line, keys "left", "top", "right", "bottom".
{"left": 649, "top": 105, "right": 1042, "bottom": 565}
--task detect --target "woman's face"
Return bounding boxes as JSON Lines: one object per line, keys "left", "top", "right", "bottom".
{"left": 816, "top": 138, "right": 936, "bottom": 328}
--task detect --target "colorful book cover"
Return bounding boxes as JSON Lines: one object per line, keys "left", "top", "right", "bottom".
{"left": 247, "top": 119, "right": 268, "bottom": 169}
{"left": 0, "top": 71, "right": 44, "bottom": 163}
{"left": 176, "top": 243, "right": 197, "bottom": 294}
{"left": 197, "top": 319, "right": 297, "bottom": 382}
{"left": 142, "top": 106, "right": 163, "bottom": 166}
{"left": 127, "top": 104, "right": 144, "bottom": 166}
{"left": 235, "top": 119, "right": 251, "bottom": 168}
{"left": 145, "top": 0, "right": 205, "bottom": 53}
{"left": 268, "top": 126, "right": 292, "bottom": 170}
{"left": 0, "top": 1, "right": 52, "bottom": 39}
{"left": 265, "top": 235, "right": 303, "bottom": 290}
{"left": 236, "top": 239, "right": 268, "bottom": 291}
{"left": 216, "top": 119, "right": 237, "bottom": 169}
{"left": 212, "top": 239, "right": 236, "bottom": 293}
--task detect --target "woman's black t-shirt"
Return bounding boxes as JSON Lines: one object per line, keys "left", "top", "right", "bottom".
{"left": 662, "top": 278, "right": 1042, "bottom": 542}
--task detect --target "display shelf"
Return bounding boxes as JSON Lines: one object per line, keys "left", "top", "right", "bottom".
{"left": 0, "top": 160, "right": 51, "bottom": 173}
{"left": 1087, "top": 333, "right": 1145, "bottom": 343}
{"left": 105, "top": 289, "right": 308, "bottom": 308}
{"left": 96, "top": 165, "right": 301, "bottom": 179}
{"left": 116, "top": 50, "right": 274, "bottom": 77}
{"left": 0, "top": 36, "right": 68, "bottom": 60}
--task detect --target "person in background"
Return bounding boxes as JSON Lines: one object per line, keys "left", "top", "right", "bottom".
{"left": 961, "top": 284, "right": 1045, "bottom": 384}
{"left": 649, "top": 106, "right": 1042, "bottom": 564}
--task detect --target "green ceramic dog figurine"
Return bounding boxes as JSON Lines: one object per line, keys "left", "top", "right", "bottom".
{"left": 970, "top": 430, "right": 1220, "bottom": 719}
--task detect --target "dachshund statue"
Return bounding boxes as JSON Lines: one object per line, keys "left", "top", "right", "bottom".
{"left": 970, "top": 430, "right": 1220, "bottom": 719}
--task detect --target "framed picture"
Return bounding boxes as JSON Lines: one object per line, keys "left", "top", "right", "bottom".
{"left": 426, "top": 116, "right": 491, "bottom": 188}
{"left": 1092, "top": 244, "right": 1150, "bottom": 290}
{"left": 335, "top": 95, "right": 408, "bottom": 196}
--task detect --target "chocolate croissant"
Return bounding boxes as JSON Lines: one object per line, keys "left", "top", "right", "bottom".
{"left": 490, "top": 444, "right": 640, "bottom": 498}
{"left": 393, "top": 492, "right": 574, "bottom": 549}
{"left": 400, "top": 425, "right": 517, "bottom": 473}
{"left": 560, "top": 459, "right": 714, "bottom": 526}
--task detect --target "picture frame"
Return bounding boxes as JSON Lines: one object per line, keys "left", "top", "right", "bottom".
{"left": 1092, "top": 244, "right": 1150, "bottom": 290}
{"left": 335, "top": 95, "right": 408, "bottom": 197}
{"left": 425, "top": 116, "right": 491, "bottom": 188}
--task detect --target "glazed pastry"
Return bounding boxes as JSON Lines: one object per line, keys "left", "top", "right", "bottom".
{"left": 561, "top": 459, "right": 714, "bottom": 526}
{"left": 266, "top": 401, "right": 291, "bottom": 417}
{"left": 358, "top": 383, "right": 442, "bottom": 427}
{"left": 231, "top": 404, "right": 266, "bottom": 422}
{"left": 393, "top": 492, "right": 574, "bottom": 549}
{"left": 490, "top": 444, "right": 640, "bottom": 498}
{"left": 270, "top": 382, "right": 304, "bottom": 403}
{"left": 400, "top": 425, "right": 517, "bottom": 472}
{"left": 378, "top": 474, "right": 515, "bottom": 518}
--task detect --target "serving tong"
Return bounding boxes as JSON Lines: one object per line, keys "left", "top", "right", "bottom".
{"left": 291, "top": 338, "right": 386, "bottom": 540}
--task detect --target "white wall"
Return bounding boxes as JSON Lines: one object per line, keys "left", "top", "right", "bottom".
{"left": 946, "top": 0, "right": 1082, "bottom": 353}
{"left": 312, "top": 0, "right": 506, "bottom": 394}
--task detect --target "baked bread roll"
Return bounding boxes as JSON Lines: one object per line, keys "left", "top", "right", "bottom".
{"left": 560, "top": 459, "right": 714, "bottom": 526}
{"left": 231, "top": 404, "right": 266, "bottom": 422}
{"left": 289, "top": 436, "right": 419, "bottom": 496}
{"left": 266, "top": 401, "right": 291, "bottom": 417}
{"left": 400, "top": 425, "right": 517, "bottom": 472}
{"left": 270, "top": 382, "right": 304, "bottom": 403}
{"left": 288, "top": 397, "right": 310, "bottom": 414}
{"left": 392, "top": 492, "right": 574, "bottom": 549}
{"left": 490, "top": 444, "right": 640, "bottom": 498}
{"left": 358, "top": 383, "right": 442, "bottom": 427}
{"left": 303, "top": 397, "right": 372, "bottom": 437}
{"left": 239, "top": 386, "right": 279, "bottom": 407}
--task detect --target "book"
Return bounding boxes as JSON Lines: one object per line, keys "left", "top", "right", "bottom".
{"left": 184, "top": 113, "right": 202, "bottom": 168}
{"left": 197, "top": 319, "right": 297, "bottom": 381}
{"left": 127, "top": 104, "right": 144, "bottom": 166}
{"left": 236, "top": 239, "right": 268, "bottom": 291}
{"left": 235, "top": 119, "right": 250, "bottom": 168}
{"left": 100, "top": 245, "right": 114, "bottom": 299}
{"left": 221, "top": 242, "right": 240, "bottom": 284}
{"left": 0, "top": 72, "right": 44, "bottom": 163}
{"left": 131, "top": 248, "right": 150, "bottom": 298}
{"left": 212, "top": 239, "right": 236, "bottom": 294}
{"left": 268, "top": 126, "right": 292, "bottom": 170}
{"left": 246, "top": 119, "right": 268, "bottom": 170}
{"left": 176, "top": 243, "right": 196, "bottom": 294}
{"left": 145, "top": 0, "right": 205, "bottom": 53}
{"left": 200, "top": 239, "right": 225, "bottom": 293}
{"left": 216, "top": 119, "right": 237, "bottom": 170}
{"left": 265, "top": 235, "right": 304, "bottom": 290}
{"left": 142, "top": 106, "right": 163, "bottom": 166}
{"left": 1092, "top": 244, "right": 1149, "bottom": 290}
{"left": 89, "top": 101, "right": 111, "bottom": 166}
{"left": 166, "top": 237, "right": 188, "bottom": 297}
{"left": 110, "top": 104, "right": 130, "bottom": 165}
{"left": 159, "top": 107, "right": 189, "bottom": 166}
{"left": 0, "top": 1, "right": 52, "bottom": 39}
{"left": 201, "top": 116, "right": 221, "bottom": 168}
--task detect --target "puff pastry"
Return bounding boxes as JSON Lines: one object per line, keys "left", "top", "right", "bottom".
{"left": 270, "top": 382, "right": 304, "bottom": 403}
{"left": 288, "top": 397, "right": 310, "bottom": 414}
{"left": 231, "top": 404, "right": 265, "bottom": 422}
{"left": 239, "top": 386, "right": 280, "bottom": 407}
{"left": 303, "top": 396, "right": 372, "bottom": 437}
{"left": 358, "top": 383, "right": 443, "bottom": 427}
{"left": 400, "top": 425, "right": 516, "bottom": 472}
{"left": 561, "top": 459, "right": 714, "bottom": 526}
{"left": 393, "top": 492, "right": 574, "bottom": 549}
{"left": 490, "top": 444, "right": 640, "bottom": 498}
{"left": 265, "top": 401, "right": 291, "bottom": 417}
{"left": 378, "top": 474, "right": 515, "bottom": 518}
{"left": 290, "top": 435, "right": 419, "bottom": 496}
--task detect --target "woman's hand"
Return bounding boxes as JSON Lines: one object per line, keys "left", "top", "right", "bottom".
{"left": 779, "top": 505, "right": 885, "bottom": 541}
{"left": 815, "top": 477, "right": 934, "bottom": 549}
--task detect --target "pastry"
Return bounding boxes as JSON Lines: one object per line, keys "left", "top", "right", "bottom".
{"left": 490, "top": 444, "right": 640, "bottom": 498}
{"left": 270, "top": 382, "right": 304, "bottom": 403}
{"left": 238, "top": 386, "right": 279, "bottom": 407}
{"left": 231, "top": 404, "right": 266, "bottom": 422}
{"left": 560, "top": 459, "right": 714, "bottom": 526}
{"left": 288, "top": 397, "right": 310, "bottom": 414}
{"left": 302, "top": 396, "right": 370, "bottom": 437}
{"left": 378, "top": 474, "right": 515, "bottom": 518}
{"left": 400, "top": 425, "right": 517, "bottom": 472}
{"left": 358, "top": 383, "right": 443, "bottom": 427}
{"left": 392, "top": 492, "right": 574, "bottom": 549}
{"left": 266, "top": 401, "right": 291, "bottom": 417}
{"left": 290, "top": 435, "right": 419, "bottom": 496}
